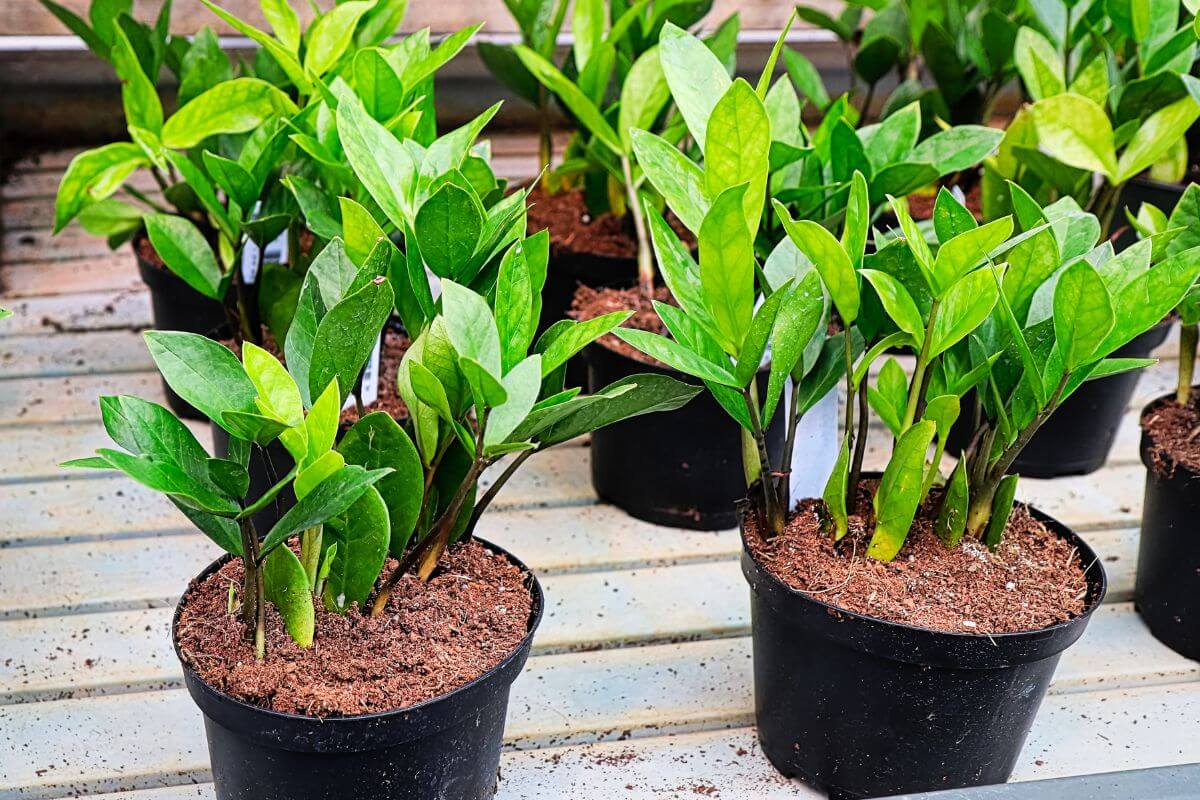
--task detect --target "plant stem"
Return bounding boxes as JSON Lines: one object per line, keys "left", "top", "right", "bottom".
{"left": 621, "top": 155, "right": 655, "bottom": 298}
{"left": 842, "top": 331, "right": 857, "bottom": 509}
{"left": 124, "top": 186, "right": 170, "bottom": 214}
{"left": 1092, "top": 180, "right": 1124, "bottom": 242}
{"left": 232, "top": 269, "right": 257, "bottom": 345}
{"left": 861, "top": 82, "right": 877, "bottom": 124}
{"left": 300, "top": 526, "right": 322, "bottom": 592}
{"left": 463, "top": 449, "right": 535, "bottom": 539}
{"left": 354, "top": 369, "right": 366, "bottom": 419}
{"left": 847, "top": 382, "right": 869, "bottom": 498}
{"left": 238, "top": 516, "right": 265, "bottom": 659}
{"left": 901, "top": 300, "right": 939, "bottom": 430}
{"left": 1178, "top": 323, "right": 1197, "bottom": 406}
{"left": 745, "top": 385, "right": 785, "bottom": 536}
{"left": 779, "top": 379, "right": 803, "bottom": 508}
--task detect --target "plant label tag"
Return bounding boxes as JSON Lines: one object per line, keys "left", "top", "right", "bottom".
{"left": 341, "top": 335, "right": 382, "bottom": 411}
{"left": 264, "top": 231, "right": 289, "bottom": 265}
{"left": 241, "top": 242, "right": 262, "bottom": 284}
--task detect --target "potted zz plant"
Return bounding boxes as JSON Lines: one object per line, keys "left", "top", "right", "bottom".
{"left": 622, "top": 163, "right": 1200, "bottom": 795}
{"left": 1132, "top": 185, "right": 1200, "bottom": 660}
{"left": 64, "top": 232, "right": 699, "bottom": 799}
{"left": 47, "top": 0, "right": 413, "bottom": 417}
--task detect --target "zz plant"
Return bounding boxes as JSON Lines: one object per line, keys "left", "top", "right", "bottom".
{"left": 985, "top": 0, "right": 1200, "bottom": 233}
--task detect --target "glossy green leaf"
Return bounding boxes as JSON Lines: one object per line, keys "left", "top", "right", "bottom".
{"left": 322, "top": 487, "right": 391, "bottom": 612}
{"left": 260, "top": 464, "right": 391, "bottom": 556}
{"left": 485, "top": 355, "right": 543, "bottom": 447}
{"left": 144, "top": 332, "right": 259, "bottom": 430}
{"left": 910, "top": 126, "right": 1004, "bottom": 174}
{"left": 983, "top": 474, "right": 1020, "bottom": 549}
{"left": 934, "top": 457, "right": 969, "bottom": 548}
{"left": 338, "top": 412, "right": 424, "bottom": 556}
{"left": 441, "top": 280, "right": 502, "bottom": 377}
{"left": 775, "top": 200, "right": 860, "bottom": 324}
{"left": 304, "top": 1, "right": 374, "bottom": 77}
{"left": 631, "top": 130, "right": 710, "bottom": 233}
{"left": 1053, "top": 260, "right": 1114, "bottom": 370}
{"left": 932, "top": 217, "right": 1013, "bottom": 294}
{"left": 514, "top": 45, "right": 621, "bottom": 154}
{"left": 928, "top": 267, "right": 999, "bottom": 358}
{"left": 861, "top": 269, "right": 923, "bottom": 344}
{"left": 822, "top": 437, "right": 851, "bottom": 541}
{"left": 142, "top": 214, "right": 225, "bottom": 301}
{"left": 53, "top": 143, "right": 145, "bottom": 233}
{"left": 868, "top": 420, "right": 936, "bottom": 561}
{"left": 1029, "top": 94, "right": 1118, "bottom": 180}
{"left": 337, "top": 93, "right": 417, "bottom": 229}
{"left": 658, "top": 22, "right": 732, "bottom": 150}
{"left": 705, "top": 79, "right": 771, "bottom": 234}
{"left": 263, "top": 545, "right": 314, "bottom": 647}
{"left": 613, "top": 327, "right": 739, "bottom": 386}
{"left": 310, "top": 278, "right": 395, "bottom": 404}
{"left": 537, "top": 312, "right": 633, "bottom": 376}
{"left": 162, "top": 78, "right": 297, "bottom": 149}
{"left": 618, "top": 46, "right": 670, "bottom": 153}
{"left": 415, "top": 184, "right": 483, "bottom": 278}
{"left": 699, "top": 185, "right": 756, "bottom": 352}
{"left": 1014, "top": 26, "right": 1065, "bottom": 101}
{"left": 1115, "top": 96, "right": 1200, "bottom": 184}
{"left": 260, "top": 0, "right": 301, "bottom": 52}
{"left": 535, "top": 373, "right": 703, "bottom": 446}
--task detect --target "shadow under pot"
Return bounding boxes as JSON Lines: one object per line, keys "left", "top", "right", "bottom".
{"left": 135, "top": 234, "right": 232, "bottom": 419}
{"left": 172, "top": 539, "right": 543, "bottom": 800}
{"left": 211, "top": 424, "right": 296, "bottom": 536}
{"left": 1136, "top": 393, "right": 1200, "bottom": 660}
{"left": 584, "top": 339, "right": 785, "bottom": 530}
{"left": 946, "top": 320, "right": 1172, "bottom": 478}
{"left": 739, "top": 496, "right": 1106, "bottom": 800}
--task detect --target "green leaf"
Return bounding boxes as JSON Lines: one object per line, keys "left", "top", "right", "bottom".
{"left": 842, "top": 171, "right": 870, "bottom": 268}
{"left": 338, "top": 412, "right": 424, "bottom": 556}
{"left": 612, "top": 328, "right": 739, "bottom": 386}
{"left": 322, "top": 487, "right": 391, "bottom": 612}
{"left": 868, "top": 357, "right": 908, "bottom": 435}
{"left": 935, "top": 457, "right": 969, "bottom": 548}
{"left": 477, "top": 41, "right": 540, "bottom": 104}
{"left": 699, "top": 185, "right": 756, "bottom": 352}
{"left": 537, "top": 312, "right": 633, "bottom": 376}
{"left": 1115, "top": 96, "right": 1200, "bottom": 184}
{"left": 39, "top": 0, "right": 110, "bottom": 60}
{"left": 263, "top": 545, "right": 314, "bottom": 647}
{"left": 929, "top": 268, "right": 999, "bottom": 358}
{"left": 353, "top": 48, "right": 405, "bottom": 121}
{"left": 631, "top": 130, "right": 710, "bottom": 233}
{"left": 162, "top": 78, "right": 297, "bottom": 149}
{"left": 202, "top": 151, "right": 258, "bottom": 212}
{"left": 415, "top": 184, "right": 483, "bottom": 278}
{"left": 94, "top": 448, "right": 239, "bottom": 516}
{"left": 861, "top": 269, "right": 923, "bottom": 344}
{"left": 294, "top": 450, "right": 346, "bottom": 500}
{"left": 339, "top": 197, "right": 389, "bottom": 266}
{"left": 243, "top": 341, "right": 303, "bottom": 428}
{"left": 337, "top": 93, "right": 417, "bottom": 228}
{"left": 179, "top": 27, "right": 233, "bottom": 106}
{"left": 911, "top": 126, "right": 1004, "bottom": 175}
{"left": 110, "top": 24, "right": 162, "bottom": 134}
{"left": 53, "top": 143, "right": 145, "bottom": 233}
{"left": 1029, "top": 94, "right": 1118, "bottom": 180}
{"left": 441, "top": 280, "right": 502, "bottom": 377}
{"left": 1014, "top": 26, "right": 1065, "bottom": 101}
{"left": 199, "top": 0, "right": 311, "bottom": 93}
{"left": 782, "top": 46, "right": 830, "bottom": 110}
{"left": 304, "top": 1, "right": 374, "bottom": 78}
{"left": 618, "top": 46, "right": 671, "bottom": 153}
{"left": 932, "top": 217, "right": 1013, "bottom": 294}
{"left": 485, "top": 355, "right": 543, "bottom": 447}
{"left": 933, "top": 188, "right": 977, "bottom": 243}
{"left": 822, "top": 437, "right": 851, "bottom": 541}
{"left": 705, "top": 79, "right": 771, "bottom": 234}
{"left": 514, "top": 45, "right": 621, "bottom": 154}
{"left": 862, "top": 101, "right": 921, "bottom": 173}
{"left": 983, "top": 474, "right": 1020, "bottom": 549}
{"left": 765, "top": 271, "right": 824, "bottom": 423}
{"left": 735, "top": 284, "right": 790, "bottom": 387}
{"left": 494, "top": 243, "right": 534, "bottom": 371}
{"left": 260, "top": 0, "right": 301, "bottom": 53}
{"left": 1054, "top": 261, "right": 1114, "bottom": 370}
{"left": 261, "top": 464, "right": 391, "bottom": 556}
{"left": 868, "top": 420, "right": 937, "bottom": 561}
{"left": 309, "top": 278, "right": 395, "bottom": 404}
{"left": 534, "top": 373, "right": 703, "bottom": 447}
{"left": 775, "top": 201, "right": 860, "bottom": 324}
{"left": 658, "top": 22, "right": 732, "bottom": 150}
{"left": 144, "top": 332, "right": 259, "bottom": 432}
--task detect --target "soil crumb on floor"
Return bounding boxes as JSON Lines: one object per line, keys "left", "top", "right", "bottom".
{"left": 1143, "top": 390, "right": 1200, "bottom": 475}
{"left": 176, "top": 540, "right": 534, "bottom": 717}
{"left": 571, "top": 284, "right": 674, "bottom": 366}
{"left": 743, "top": 482, "right": 1090, "bottom": 634}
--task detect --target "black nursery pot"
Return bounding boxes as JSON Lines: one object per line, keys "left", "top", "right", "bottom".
{"left": 1136, "top": 395, "right": 1200, "bottom": 660}
{"left": 947, "top": 321, "right": 1172, "bottom": 478}
{"left": 172, "top": 539, "right": 543, "bottom": 800}
{"left": 211, "top": 424, "right": 296, "bottom": 535}
{"left": 740, "top": 497, "right": 1106, "bottom": 800}
{"left": 585, "top": 340, "right": 785, "bottom": 530}
{"left": 135, "top": 235, "right": 232, "bottom": 419}
{"left": 539, "top": 250, "right": 639, "bottom": 388}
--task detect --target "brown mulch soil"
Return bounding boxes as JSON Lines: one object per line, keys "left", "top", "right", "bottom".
{"left": 175, "top": 539, "right": 535, "bottom": 717}
{"left": 743, "top": 481, "right": 1090, "bottom": 634}
{"left": 570, "top": 284, "right": 674, "bottom": 366}
{"left": 526, "top": 185, "right": 694, "bottom": 261}
{"left": 1142, "top": 390, "right": 1200, "bottom": 475}
{"left": 135, "top": 232, "right": 167, "bottom": 269}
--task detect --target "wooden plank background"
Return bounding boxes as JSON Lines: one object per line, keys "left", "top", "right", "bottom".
{"left": 2, "top": 137, "right": 1199, "bottom": 800}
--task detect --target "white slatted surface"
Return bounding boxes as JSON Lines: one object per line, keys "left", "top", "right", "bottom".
{"left": 2, "top": 145, "right": 1197, "bottom": 800}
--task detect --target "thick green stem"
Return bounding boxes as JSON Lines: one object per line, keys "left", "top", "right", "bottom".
{"left": 778, "top": 379, "right": 803, "bottom": 507}
{"left": 621, "top": 155, "right": 656, "bottom": 298}
{"left": 842, "top": 331, "right": 857, "bottom": 509}
{"left": 238, "top": 517, "right": 265, "bottom": 659}
{"left": 463, "top": 449, "right": 535, "bottom": 540}
{"left": 745, "top": 385, "right": 784, "bottom": 536}
{"left": 847, "top": 383, "right": 869, "bottom": 498}
{"left": 300, "top": 526, "right": 322, "bottom": 592}
{"left": 1178, "top": 323, "right": 1197, "bottom": 406}
{"left": 901, "top": 300, "right": 940, "bottom": 431}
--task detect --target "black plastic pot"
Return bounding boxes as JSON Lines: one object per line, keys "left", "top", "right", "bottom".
{"left": 135, "top": 236, "right": 232, "bottom": 419}
{"left": 1113, "top": 177, "right": 1188, "bottom": 252}
{"left": 211, "top": 424, "right": 296, "bottom": 536}
{"left": 1136, "top": 394, "right": 1200, "bottom": 660}
{"left": 740, "top": 496, "right": 1106, "bottom": 800}
{"left": 172, "top": 538, "right": 543, "bottom": 800}
{"left": 947, "top": 321, "right": 1172, "bottom": 478}
{"left": 585, "top": 340, "right": 785, "bottom": 530}
{"left": 539, "top": 250, "right": 639, "bottom": 388}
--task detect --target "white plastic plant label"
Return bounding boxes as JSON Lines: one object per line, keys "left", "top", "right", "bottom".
{"left": 342, "top": 335, "right": 382, "bottom": 411}
{"left": 240, "top": 241, "right": 262, "bottom": 284}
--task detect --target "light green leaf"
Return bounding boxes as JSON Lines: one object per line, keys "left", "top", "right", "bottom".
{"left": 514, "top": 45, "right": 621, "bottom": 154}
{"left": 775, "top": 201, "right": 860, "bottom": 324}
{"left": 861, "top": 269, "right": 923, "bottom": 344}
{"left": 53, "top": 143, "right": 145, "bottom": 233}
{"left": 263, "top": 545, "right": 314, "bottom": 647}
{"left": 337, "top": 93, "right": 417, "bottom": 229}
{"left": 1029, "top": 93, "right": 1118, "bottom": 180}
{"left": 162, "top": 78, "right": 297, "bottom": 149}
{"left": 261, "top": 0, "right": 301, "bottom": 53}
{"left": 537, "top": 312, "right": 632, "bottom": 376}
{"left": 618, "top": 46, "right": 670, "bottom": 153}
{"left": 868, "top": 420, "right": 936, "bottom": 561}
{"left": 934, "top": 457, "right": 969, "bottom": 548}
{"left": 928, "top": 267, "right": 999, "bottom": 357}
{"left": 932, "top": 216, "right": 1013, "bottom": 294}
{"left": 704, "top": 79, "right": 771, "bottom": 234}
{"left": 1115, "top": 96, "right": 1200, "bottom": 184}
{"left": 631, "top": 130, "right": 710, "bottom": 233}
{"left": 261, "top": 464, "right": 391, "bottom": 556}
{"left": 613, "top": 328, "right": 739, "bottom": 386}
{"left": 304, "top": 1, "right": 374, "bottom": 77}
{"left": 143, "top": 214, "right": 224, "bottom": 300}
{"left": 658, "top": 22, "right": 732, "bottom": 150}
{"left": 243, "top": 342, "right": 303, "bottom": 428}
{"left": 700, "top": 185, "right": 756, "bottom": 352}
{"left": 1014, "top": 26, "right": 1065, "bottom": 101}
{"left": 1054, "top": 260, "right": 1114, "bottom": 370}
{"left": 823, "top": 437, "right": 851, "bottom": 541}
{"left": 485, "top": 355, "right": 542, "bottom": 447}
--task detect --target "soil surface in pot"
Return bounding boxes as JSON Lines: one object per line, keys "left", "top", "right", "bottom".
{"left": 570, "top": 284, "right": 674, "bottom": 367}
{"left": 744, "top": 481, "right": 1088, "bottom": 634}
{"left": 220, "top": 327, "right": 411, "bottom": 425}
{"left": 1142, "top": 389, "right": 1200, "bottom": 475}
{"left": 136, "top": 233, "right": 168, "bottom": 269}
{"left": 526, "top": 186, "right": 692, "bottom": 260}
{"left": 175, "top": 540, "right": 534, "bottom": 717}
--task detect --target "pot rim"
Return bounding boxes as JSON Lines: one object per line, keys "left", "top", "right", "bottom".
{"left": 171, "top": 535, "right": 545, "bottom": 725}
{"left": 739, "top": 490, "right": 1107, "bottom": 645}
